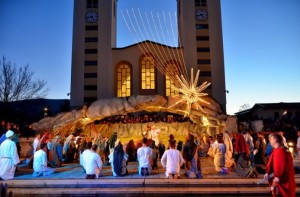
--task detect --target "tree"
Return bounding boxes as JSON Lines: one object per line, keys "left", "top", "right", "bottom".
{"left": 0, "top": 56, "right": 48, "bottom": 102}
{"left": 239, "top": 104, "right": 251, "bottom": 112}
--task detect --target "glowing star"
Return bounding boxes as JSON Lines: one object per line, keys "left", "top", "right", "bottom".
{"left": 168, "top": 68, "right": 211, "bottom": 116}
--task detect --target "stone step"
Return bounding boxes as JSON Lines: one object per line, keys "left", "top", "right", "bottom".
{"left": 6, "top": 178, "right": 300, "bottom": 196}
{"left": 6, "top": 178, "right": 300, "bottom": 188}
{"left": 7, "top": 158, "right": 300, "bottom": 196}
{"left": 9, "top": 186, "right": 300, "bottom": 197}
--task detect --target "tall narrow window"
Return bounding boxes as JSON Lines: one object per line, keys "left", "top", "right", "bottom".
{"left": 87, "top": 0, "right": 98, "bottom": 8}
{"left": 195, "top": 0, "right": 207, "bottom": 6}
{"left": 141, "top": 56, "right": 155, "bottom": 90}
{"left": 116, "top": 64, "right": 131, "bottom": 97}
{"left": 166, "top": 64, "right": 179, "bottom": 96}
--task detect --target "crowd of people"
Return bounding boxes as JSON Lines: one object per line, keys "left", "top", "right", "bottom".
{"left": 96, "top": 113, "right": 190, "bottom": 124}
{"left": 0, "top": 118, "right": 298, "bottom": 196}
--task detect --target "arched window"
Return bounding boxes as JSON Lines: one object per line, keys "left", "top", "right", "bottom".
{"left": 116, "top": 63, "right": 131, "bottom": 97}
{"left": 141, "top": 56, "right": 155, "bottom": 90}
{"left": 166, "top": 63, "right": 179, "bottom": 96}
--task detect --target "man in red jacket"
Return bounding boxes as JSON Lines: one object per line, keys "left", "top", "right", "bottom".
{"left": 265, "top": 133, "right": 296, "bottom": 197}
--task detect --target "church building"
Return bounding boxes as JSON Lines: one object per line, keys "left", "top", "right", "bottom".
{"left": 70, "top": 0, "right": 226, "bottom": 111}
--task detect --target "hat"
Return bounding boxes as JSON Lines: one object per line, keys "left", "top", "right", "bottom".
{"left": 6, "top": 130, "right": 14, "bottom": 138}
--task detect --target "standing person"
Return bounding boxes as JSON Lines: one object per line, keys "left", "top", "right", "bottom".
{"left": 49, "top": 136, "right": 63, "bottom": 167}
{"left": 150, "top": 125, "right": 160, "bottom": 146}
{"left": 0, "top": 130, "right": 20, "bottom": 180}
{"left": 177, "top": 141, "right": 183, "bottom": 153}
{"left": 233, "top": 131, "right": 250, "bottom": 161}
{"left": 296, "top": 130, "right": 300, "bottom": 159}
{"left": 108, "top": 141, "right": 128, "bottom": 176}
{"left": 63, "top": 133, "right": 76, "bottom": 163}
{"left": 40, "top": 131, "right": 53, "bottom": 162}
{"left": 264, "top": 133, "right": 296, "bottom": 197}
{"left": 104, "top": 137, "right": 110, "bottom": 165}
{"left": 79, "top": 140, "right": 87, "bottom": 167}
{"left": 33, "top": 132, "right": 41, "bottom": 154}
{"left": 84, "top": 144, "right": 103, "bottom": 179}
{"left": 161, "top": 140, "right": 185, "bottom": 179}
{"left": 137, "top": 138, "right": 152, "bottom": 176}
{"left": 126, "top": 139, "right": 136, "bottom": 162}
{"left": 254, "top": 132, "right": 267, "bottom": 165}
{"left": 223, "top": 131, "right": 234, "bottom": 168}
{"left": 32, "top": 143, "right": 55, "bottom": 177}
{"left": 158, "top": 141, "right": 165, "bottom": 159}
{"left": 278, "top": 131, "right": 288, "bottom": 148}
{"left": 150, "top": 140, "right": 159, "bottom": 170}
{"left": 233, "top": 131, "right": 257, "bottom": 177}
{"left": 183, "top": 134, "right": 202, "bottom": 178}
{"left": 243, "top": 131, "right": 254, "bottom": 166}
{"left": 265, "top": 134, "right": 274, "bottom": 161}
{"left": 108, "top": 132, "right": 118, "bottom": 154}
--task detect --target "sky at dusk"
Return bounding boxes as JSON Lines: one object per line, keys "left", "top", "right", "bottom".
{"left": 0, "top": 0, "right": 299, "bottom": 115}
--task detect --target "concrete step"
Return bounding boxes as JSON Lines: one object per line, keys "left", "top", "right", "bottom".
{"left": 6, "top": 158, "right": 300, "bottom": 196}
{"left": 5, "top": 178, "right": 300, "bottom": 196}
{"left": 8, "top": 186, "right": 300, "bottom": 197}
{"left": 6, "top": 178, "right": 300, "bottom": 188}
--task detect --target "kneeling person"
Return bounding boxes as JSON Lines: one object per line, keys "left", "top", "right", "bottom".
{"left": 161, "top": 140, "right": 185, "bottom": 179}
{"left": 33, "top": 143, "right": 55, "bottom": 177}
{"left": 84, "top": 144, "right": 103, "bottom": 179}
{"left": 137, "top": 138, "right": 152, "bottom": 176}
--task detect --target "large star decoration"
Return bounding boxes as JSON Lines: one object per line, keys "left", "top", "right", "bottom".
{"left": 168, "top": 68, "right": 211, "bottom": 116}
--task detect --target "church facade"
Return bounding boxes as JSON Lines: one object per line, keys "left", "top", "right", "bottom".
{"left": 71, "top": 0, "right": 226, "bottom": 111}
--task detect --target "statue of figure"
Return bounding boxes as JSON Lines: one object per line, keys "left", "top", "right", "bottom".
{"left": 150, "top": 125, "right": 161, "bottom": 146}
{"left": 143, "top": 123, "right": 152, "bottom": 139}
{"left": 142, "top": 124, "right": 160, "bottom": 146}
{"left": 81, "top": 105, "right": 88, "bottom": 118}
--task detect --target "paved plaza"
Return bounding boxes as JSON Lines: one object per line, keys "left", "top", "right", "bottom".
{"left": 13, "top": 156, "right": 263, "bottom": 180}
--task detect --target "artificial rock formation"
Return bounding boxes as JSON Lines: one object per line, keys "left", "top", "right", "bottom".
{"left": 31, "top": 95, "right": 235, "bottom": 142}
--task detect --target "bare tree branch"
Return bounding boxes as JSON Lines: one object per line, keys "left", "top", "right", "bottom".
{"left": 0, "top": 56, "right": 48, "bottom": 102}
{"left": 239, "top": 104, "right": 251, "bottom": 112}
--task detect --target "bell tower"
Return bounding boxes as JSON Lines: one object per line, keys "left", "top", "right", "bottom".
{"left": 178, "top": 0, "right": 226, "bottom": 110}
{"left": 71, "top": 0, "right": 117, "bottom": 107}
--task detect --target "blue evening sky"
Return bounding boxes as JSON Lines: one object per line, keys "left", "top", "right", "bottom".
{"left": 0, "top": 0, "right": 299, "bottom": 115}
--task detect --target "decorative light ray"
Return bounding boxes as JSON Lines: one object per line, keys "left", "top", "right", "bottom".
{"left": 168, "top": 68, "right": 211, "bottom": 116}
{"left": 121, "top": 9, "right": 188, "bottom": 82}
{"left": 122, "top": 9, "right": 212, "bottom": 116}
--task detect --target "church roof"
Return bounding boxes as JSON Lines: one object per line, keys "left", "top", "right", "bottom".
{"left": 112, "top": 40, "right": 182, "bottom": 50}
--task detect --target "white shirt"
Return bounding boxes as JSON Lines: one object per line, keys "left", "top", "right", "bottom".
{"left": 137, "top": 146, "right": 152, "bottom": 168}
{"left": 33, "top": 149, "right": 47, "bottom": 172}
{"left": 161, "top": 149, "right": 184, "bottom": 176}
{"left": 84, "top": 150, "right": 102, "bottom": 175}
{"left": 81, "top": 149, "right": 93, "bottom": 168}
{"left": 33, "top": 138, "right": 40, "bottom": 153}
